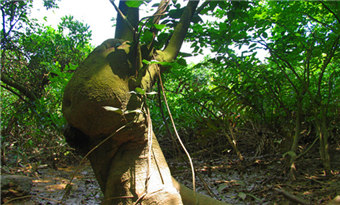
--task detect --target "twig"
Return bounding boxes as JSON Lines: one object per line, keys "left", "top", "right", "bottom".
{"left": 274, "top": 188, "right": 309, "bottom": 205}
{"left": 3, "top": 195, "right": 33, "bottom": 204}
{"left": 196, "top": 172, "right": 221, "bottom": 200}
{"left": 296, "top": 135, "right": 319, "bottom": 160}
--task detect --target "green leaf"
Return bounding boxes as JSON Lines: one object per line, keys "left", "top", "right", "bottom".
{"left": 177, "top": 58, "right": 187, "bottom": 66}
{"left": 142, "top": 30, "right": 153, "bottom": 43}
{"left": 142, "top": 59, "right": 151, "bottom": 65}
{"left": 238, "top": 192, "right": 247, "bottom": 200}
{"left": 169, "top": 8, "right": 184, "bottom": 19}
{"left": 154, "top": 24, "right": 166, "bottom": 30}
{"left": 142, "top": 59, "right": 173, "bottom": 66}
{"left": 179, "top": 52, "right": 193, "bottom": 58}
{"left": 249, "top": 43, "right": 257, "bottom": 49}
{"left": 125, "top": 1, "right": 144, "bottom": 8}
{"left": 135, "top": 87, "right": 146, "bottom": 95}
{"left": 103, "top": 106, "right": 123, "bottom": 115}
{"left": 27, "top": 139, "right": 34, "bottom": 147}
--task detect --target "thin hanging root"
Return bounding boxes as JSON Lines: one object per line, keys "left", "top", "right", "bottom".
{"left": 157, "top": 70, "right": 196, "bottom": 193}
{"left": 145, "top": 104, "right": 154, "bottom": 192}
{"left": 134, "top": 192, "right": 147, "bottom": 205}
{"left": 152, "top": 147, "right": 165, "bottom": 185}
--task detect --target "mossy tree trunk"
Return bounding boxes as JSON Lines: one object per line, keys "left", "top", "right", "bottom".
{"left": 62, "top": 1, "right": 228, "bottom": 204}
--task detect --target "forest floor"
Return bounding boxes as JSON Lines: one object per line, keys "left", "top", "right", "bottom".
{"left": 1, "top": 150, "right": 339, "bottom": 205}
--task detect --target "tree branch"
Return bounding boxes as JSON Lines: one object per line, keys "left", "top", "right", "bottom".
{"left": 194, "top": 1, "right": 209, "bottom": 15}
{"left": 161, "top": 0, "right": 199, "bottom": 62}
{"left": 258, "top": 40, "right": 300, "bottom": 93}
{"left": 140, "top": 1, "right": 200, "bottom": 90}
{"left": 317, "top": 36, "right": 339, "bottom": 98}
{"left": 1, "top": 6, "right": 7, "bottom": 47}
{"left": 269, "top": 53, "right": 299, "bottom": 93}
{"left": 319, "top": 1, "right": 340, "bottom": 24}
{"left": 112, "top": 0, "right": 139, "bottom": 41}
{"left": 274, "top": 188, "right": 309, "bottom": 205}
{"left": 1, "top": 84, "right": 30, "bottom": 104}
{"left": 1, "top": 73, "right": 38, "bottom": 102}
{"left": 110, "top": 0, "right": 136, "bottom": 39}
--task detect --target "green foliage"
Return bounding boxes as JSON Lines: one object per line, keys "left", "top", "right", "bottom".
{"left": 1, "top": 0, "right": 93, "bottom": 165}
{"left": 1, "top": 0, "right": 339, "bottom": 168}
{"left": 151, "top": 0, "right": 339, "bottom": 159}
{"left": 125, "top": 1, "right": 147, "bottom": 8}
{"left": 138, "top": 0, "right": 199, "bottom": 50}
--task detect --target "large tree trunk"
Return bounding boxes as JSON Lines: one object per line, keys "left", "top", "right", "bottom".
{"left": 62, "top": 38, "right": 228, "bottom": 204}
{"left": 62, "top": 39, "right": 182, "bottom": 204}
{"left": 99, "top": 132, "right": 183, "bottom": 204}
{"left": 62, "top": 1, "right": 228, "bottom": 204}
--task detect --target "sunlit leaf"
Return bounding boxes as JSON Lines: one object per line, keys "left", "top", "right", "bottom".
{"left": 124, "top": 109, "right": 143, "bottom": 114}
{"left": 135, "top": 87, "right": 146, "bottom": 95}
{"left": 125, "top": 1, "right": 144, "bottom": 8}
{"left": 142, "top": 59, "right": 173, "bottom": 66}
{"left": 154, "top": 24, "right": 166, "bottom": 30}
{"left": 103, "top": 106, "right": 123, "bottom": 115}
